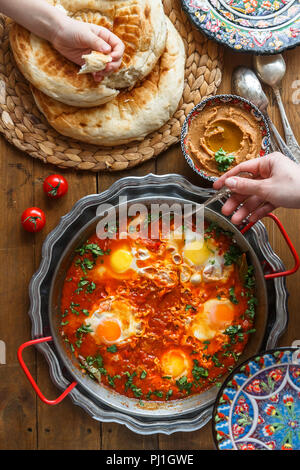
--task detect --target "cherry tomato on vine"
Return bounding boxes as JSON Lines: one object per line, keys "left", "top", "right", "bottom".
{"left": 21, "top": 207, "right": 46, "bottom": 233}
{"left": 43, "top": 174, "right": 68, "bottom": 199}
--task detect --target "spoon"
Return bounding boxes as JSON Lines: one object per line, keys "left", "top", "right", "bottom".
{"left": 232, "top": 67, "right": 297, "bottom": 163}
{"left": 254, "top": 55, "right": 300, "bottom": 163}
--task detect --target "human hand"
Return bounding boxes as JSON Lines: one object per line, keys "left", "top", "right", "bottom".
{"left": 51, "top": 15, "right": 125, "bottom": 80}
{"left": 213, "top": 152, "right": 300, "bottom": 225}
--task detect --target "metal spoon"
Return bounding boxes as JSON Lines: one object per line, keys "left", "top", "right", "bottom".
{"left": 254, "top": 55, "right": 300, "bottom": 163}
{"left": 232, "top": 66, "right": 298, "bottom": 163}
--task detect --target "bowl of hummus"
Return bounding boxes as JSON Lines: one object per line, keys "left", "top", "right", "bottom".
{"left": 181, "top": 95, "right": 270, "bottom": 183}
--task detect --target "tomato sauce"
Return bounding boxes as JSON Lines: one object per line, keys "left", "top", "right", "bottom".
{"left": 60, "top": 219, "right": 256, "bottom": 402}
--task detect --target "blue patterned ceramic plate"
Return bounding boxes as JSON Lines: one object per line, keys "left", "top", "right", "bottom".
{"left": 181, "top": 0, "right": 300, "bottom": 55}
{"left": 212, "top": 342, "right": 300, "bottom": 450}
{"left": 181, "top": 94, "right": 270, "bottom": 184}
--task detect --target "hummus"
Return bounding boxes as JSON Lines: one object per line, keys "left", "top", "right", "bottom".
{"left": 186, "top": 104, "right": 262, "bottom": 177}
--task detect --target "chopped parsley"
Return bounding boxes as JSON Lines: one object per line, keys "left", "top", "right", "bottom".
{"left": 243, "top": 265, "right": 258, "bottom": 320}
{"left": 75, "top": 277, "right": 89, "bottom": 293}
{"left": 244, "top": 265, "right": 255, "bottom": 289}
{"left": 107, "top": 345, "right": 117, "bottom": 353}
{"left": 212, "top": 354, "right": 223, "bottom": 368}
{"left": 214, "top": 148, "right": 235, "bottom": 173}
{"left": 75, "top": 257, "right": 95, "bottom": 274}
{"left": 192, "top": 359, "right": 209, "bottom": 382}
{"left": 70, "top": 302, "right": 80, "bottom": 315}
{"left": 107, "top": 374, "right": 121, "bottom": 388}
{"left": 152, "top": 390, "right": 163, "bottom": 398}
{"left": 81, "top": 354, "right": 107, "bottom": 380}
{"left": 223, "top": 324, "right": 256, "bottom": 344}
{"left": 176, "top": 376, "right": 193, "bottom": 395}
{"left": 86, "top": 281, "right": 96, "bottom": 293}
{"left": 229, "top": 286, "right": 239, "bottom": 304}
{"left": 205, "top": 221, "right": 233, "bottom": 239}
{"left": 124, "top": 371, "right": 142, "bottom": 398}
{"left": 185, "top": 304, "right": 197, "bottom": 312}
{"left": 86, "top": 354, "right": 104, "bottom": 369}
{"left": 140, "top": 370, "right": 147, "bottom": 379}
{"left": 75, "top": 323, "right": 93, "bottom": 348}
{"left": 76, "top": 243, "right": 110, "bottom": 257}
{"left": 224, "top": 244, "right": 242, "bottom": 266}
{"left": 74, "top": 277, "right": 96, "bottom": 294}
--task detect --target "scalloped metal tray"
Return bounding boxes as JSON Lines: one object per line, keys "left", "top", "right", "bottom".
{"left": 28, "top": 173, "right": 289, "bottom": 435}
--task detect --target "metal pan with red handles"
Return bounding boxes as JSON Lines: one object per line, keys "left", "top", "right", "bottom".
{"left": 16, "top": 174, "right": 300, "bottom": 429}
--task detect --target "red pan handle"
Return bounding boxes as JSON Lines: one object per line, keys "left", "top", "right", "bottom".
{"left": 17, "top": 336, "right": 77, "bottom": 405}
{"left": 241, "top": 212, "right": 300, "bottom": 279}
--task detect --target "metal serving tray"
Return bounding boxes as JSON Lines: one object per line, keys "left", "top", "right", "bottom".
{"left": 27, "top": 174, "right": 289, "bottom": 435}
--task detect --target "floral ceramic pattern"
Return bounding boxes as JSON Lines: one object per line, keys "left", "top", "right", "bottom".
{"left": 180, "top": 94, "right": 270, "bottom": 183}
{"left": 181, "top": 0, "right": 300, "bottom": 54}
{"left": 213, "top": 348, "right": 300, "bottom": 450}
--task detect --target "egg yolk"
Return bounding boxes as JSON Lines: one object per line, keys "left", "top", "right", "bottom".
{"left": 183, "top": 240, "right": 211, "bottom": 266}
{"left": 96, "top": 319, "right": 122, "bottom": 343}
{"left": 161, "top": 350, "right": 188, "bottom": 378}
{"left": 110, "top": 248, "right": 133, "bottom": 273}
{"left": 208, "top": 302, "right": 234, "bottom": 328}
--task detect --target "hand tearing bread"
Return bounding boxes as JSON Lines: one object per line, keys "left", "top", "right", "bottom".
{"left": 32, "top": 19, "right": 186, "bottom": 147}
{"left": 78, "top": 51, "right": 112, "bottom": 75}
{"left": 9, "top": 0, "right": 167, "bottom": 108}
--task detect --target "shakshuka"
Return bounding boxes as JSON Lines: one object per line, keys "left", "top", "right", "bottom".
{"left": 60, "top": 216, "right": 256, "bottom": 402}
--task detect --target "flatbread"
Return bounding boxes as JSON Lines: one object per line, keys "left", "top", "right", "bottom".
{"left": 9, "top": 0, "right": 167, "bottom": 107}
{"left": 32, "top": 18, "right": 185, "bottom": 146}
{"left": 78, "top": 51, "right": 112, "bottom": 74}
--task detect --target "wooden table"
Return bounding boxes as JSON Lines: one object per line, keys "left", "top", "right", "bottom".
{"left": 0, "top": 45, "right": 299, "bottom": 451}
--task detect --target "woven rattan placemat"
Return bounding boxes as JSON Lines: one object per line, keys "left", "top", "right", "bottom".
{"left": 0, "top": 0, "right": 223, "bottom": 171}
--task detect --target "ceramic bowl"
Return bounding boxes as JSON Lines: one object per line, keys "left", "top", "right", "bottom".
{"left": 181, "top": 94, "right": 271, "bottom": 184}
{"left": 212, "top": 343, "right": 300, "bottom": 450}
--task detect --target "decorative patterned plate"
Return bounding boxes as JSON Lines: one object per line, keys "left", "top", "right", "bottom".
{"left": 212, "top": 342, "right": 300, "bottom": 450}
{"left": 181, "top": 0, "right": 300, "bottom": 54}
{"left": 181, "top": 94, "right": 270, "bottom": 183}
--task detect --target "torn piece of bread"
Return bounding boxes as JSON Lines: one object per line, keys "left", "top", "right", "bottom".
{"left": 78, "top": 51, "right": 112, "bottom": 75}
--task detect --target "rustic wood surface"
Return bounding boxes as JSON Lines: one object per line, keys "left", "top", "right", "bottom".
{"left": 0, "top": 45, "right": 299, "bottom": 450}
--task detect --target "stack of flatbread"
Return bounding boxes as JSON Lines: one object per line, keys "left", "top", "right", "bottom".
{"left": 9, "top": 0, "right": 186, "bottom": 146}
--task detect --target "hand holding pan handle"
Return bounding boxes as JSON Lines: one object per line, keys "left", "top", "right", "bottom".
{"left": 17, "top": 336, "right": 77, "bottom": 405}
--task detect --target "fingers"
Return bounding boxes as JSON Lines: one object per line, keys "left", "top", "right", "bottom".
{"left": 221, "top": 194, "right": 248, "bottom": 217}
{"left": 92, "top": 56, "right": 122, "bottom": 82}
{"left": 91, "top": 34, "right": 112, "bottom": 54}
{"left": 213, "top": 159, "right": 262, "bottom": 190}
{"left": 223, "top": 195, "right": 275, "bottom": 225}
{"left": 91, "top": 25, "right": 124, "bottom": 62}
{"left": 229, "top": 195, "right": 266, "bottom": 225}
{"left": 248, "top": 203, "right": 276, "bottom": 223}
{"left": 92, "top": 71, "right": 104, "bottom": 82}
{"left": 213, "top": 156, "right": 272, "bottom": 190}
{"left": 89, "top": 27, "right": 124, "bottom": 81}
{"left": 104, "top": 58, "right": 123, "bottom": 74}
{"left": 97, "top": 27, "right": 125, "bottom": 62}
{"left": 224, "top": 176, "right": 270, "bottom": 199}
